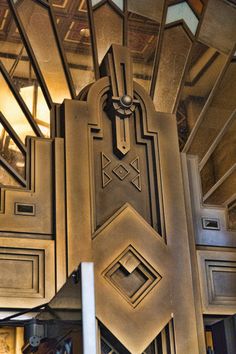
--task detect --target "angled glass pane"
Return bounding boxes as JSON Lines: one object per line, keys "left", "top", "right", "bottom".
{"left": 153, "top": 25, "right": 192, "bottom": 113}
{"left": 92, "top": 0, "right": 102, "bottom": 6}
{"left": 176, "top": 41, "right": 228, "bottom": 148}
{"left": 20, "top": 84, "right": 50, "bottom": 137}
{"left": 52, "top": 0, "right": 95, "bottom": 96}
{"left": 166, "top": 2, "right": 199, "bottom": 35}
{"left": 188, "top": 59, "right": 236, "bottom": 159}
{"left": 128, "top": 12, "right": 160, "bottom": 93}
{"left": 200, "top": 116, "right": 236, "bottom": 196}
{"left": 198, "top": 0, "right": 236, "bottom": 55}
{"left": 93, "top": 2, "right": 123, "bottom": 64}
{"left": 0, "top": 70, "right": 36, "bottom": 142}
{"left": 16, "top": 0, "right": 72, "bottom": 103}
{"left": 0, "top": 124, "right": 25, "bottom": 178}
{"left": 0, "top": 165, "right": 20, "bottom": 187}
{"left": 92, "top": 0, "right": 124, "bottom": 11}
{"left": 0, "top": 0, "right": 50, "bottom": 137}
{"left": 112, "top": 0, "right": 123, "bottom": 11}
{"left": 128, "top": 0, "right": 165, "bottom": 22}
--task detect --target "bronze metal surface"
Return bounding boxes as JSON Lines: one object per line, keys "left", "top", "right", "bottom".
{"left": 1, "top": 1, "right": 236, "bottom": 351}
{"left": 197, "top": 248, "right": 236, "bottom": 315}
{"left": 0, "top": 138, "right": 53, "bottom": 234}
{"left": 0, "top": 237, "right": 55, "bottom": 307}
{"left": 61, "top": 45, "right": 201, "bottom": 353}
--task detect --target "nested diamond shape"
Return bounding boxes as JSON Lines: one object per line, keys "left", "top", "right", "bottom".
{"left": 103, "top": 245, "right": 162, "bottom": 308}
{"left": 112, "top": 163, "right": 129, "bottom": 181}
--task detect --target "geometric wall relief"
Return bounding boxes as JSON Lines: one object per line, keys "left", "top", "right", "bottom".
{"left": 102, "top": 153, "right": 141, "bottom": 191}
{"left": 206, "top": 261, "right": 236, "bottom": 306}
{"left": 0, "top": 237, "right": 55, "bottom": 308}
{"left": 93, "top": 203, "right": 172, "bottom": 353}
{"left": 93, "top": 105, "right": 162, "bottom": 233}
{"left": 103, "top": 245, "right": 161, "bottom": 308}
{"left": 0, "top": 138, "right": 53, "bottom": 235}
{"left": 100, "top": 319, "right": 176, "bottom": 354}
{"left": 197, "top": 249, "right": 236, "bottom": 315}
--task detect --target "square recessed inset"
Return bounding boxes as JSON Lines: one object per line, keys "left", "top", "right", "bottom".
{"left": 103, "top": 245, "right": 161, "bottom": 308}
{"left": 112, "top": 163, "right": 129, "bottom": 180}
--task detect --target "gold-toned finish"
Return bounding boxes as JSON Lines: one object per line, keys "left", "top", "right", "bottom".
{"left": 0, "top": 237, "right": 55, "bottom": 307}
{"left": 198, "top": 0, "right": 236, "bottom": 54}
{"left": 0, "top": 138, "right": 53, "bottom": 234}
{"left": 61, "top": 45, "right": 201, "bottom": 353}
{"left": 93, "top": 204, "right": 172, "bottom": 352}
{"left": 0, "top": 1, "right": 236, "bottom": 352}
{"left": 197, "top": 249, "right": 236, "bottom": 315}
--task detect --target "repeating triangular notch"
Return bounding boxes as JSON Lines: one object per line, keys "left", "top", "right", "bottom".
{"left": 102, "top": 171, "right": 112, "bottom": 188}
{"left": 131, "top": 174, "right": 141, "bottom": 191}
{"left": 101, "top": 152, "right": 111, "bottom": 169}
{"left": 130, "top": 156, "right": 140, "bottom": 173}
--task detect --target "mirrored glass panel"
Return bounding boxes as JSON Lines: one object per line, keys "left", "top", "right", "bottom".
{"left": 0, "top": 123, "right": 25, "bottom": 178}
{"left": 52, "top": 0, "right": 95, "bottom": 96}
{"left": 176, "top": 41, "right": 228, "bottom": 148}
{"left": 0, "top": 0, "right": 50, "bottom": 137}
{"left": 153, "top": 25, "right": 192, "bottom": 113}
{"left": 128, "top": 12, "right": 160, "bottom": 93}
{"left": 0, "top": 70, "right": 36, "bottom": 142}
{"left": 0, "top": 165, "right": 20, "bottom": 187}
{"left": 166, "top": 2, "right": 199, "bottom": 35}
{"left": 187, "top": 59, "right": 236, "bottom": 159}
{"left": 200, "top": 111, "right": 236, "bottom": 197}
{"left": 16, "top": 0, "right": 72, "bottom": 103}
{"left": 128, "top": 0, "right": 164, "bottom": 22}
{"left": 93, "top": 2, "right": 123, "bottom": 64}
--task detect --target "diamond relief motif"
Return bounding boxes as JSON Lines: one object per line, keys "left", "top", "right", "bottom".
{"left": 112, "top": 163, "right": 130, "bottom": 181}
{"left": 103, "top": 245, "right": 162, "bottom": 308}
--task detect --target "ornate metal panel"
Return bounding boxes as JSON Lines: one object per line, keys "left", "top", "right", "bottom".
{"left": 0, "top": 237, "right": 55, "bottom": 307}
{"left": 1, "top": 1, "right": 236, "bottom": 352}
{"left": 0, "top": 138, "right": 53, "bottom": 234}
{"left": 61, "top": 44, "right": 200, "bottom": 353}
{"left": 197, "top": 249, "right": 236, "bottom": 315}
